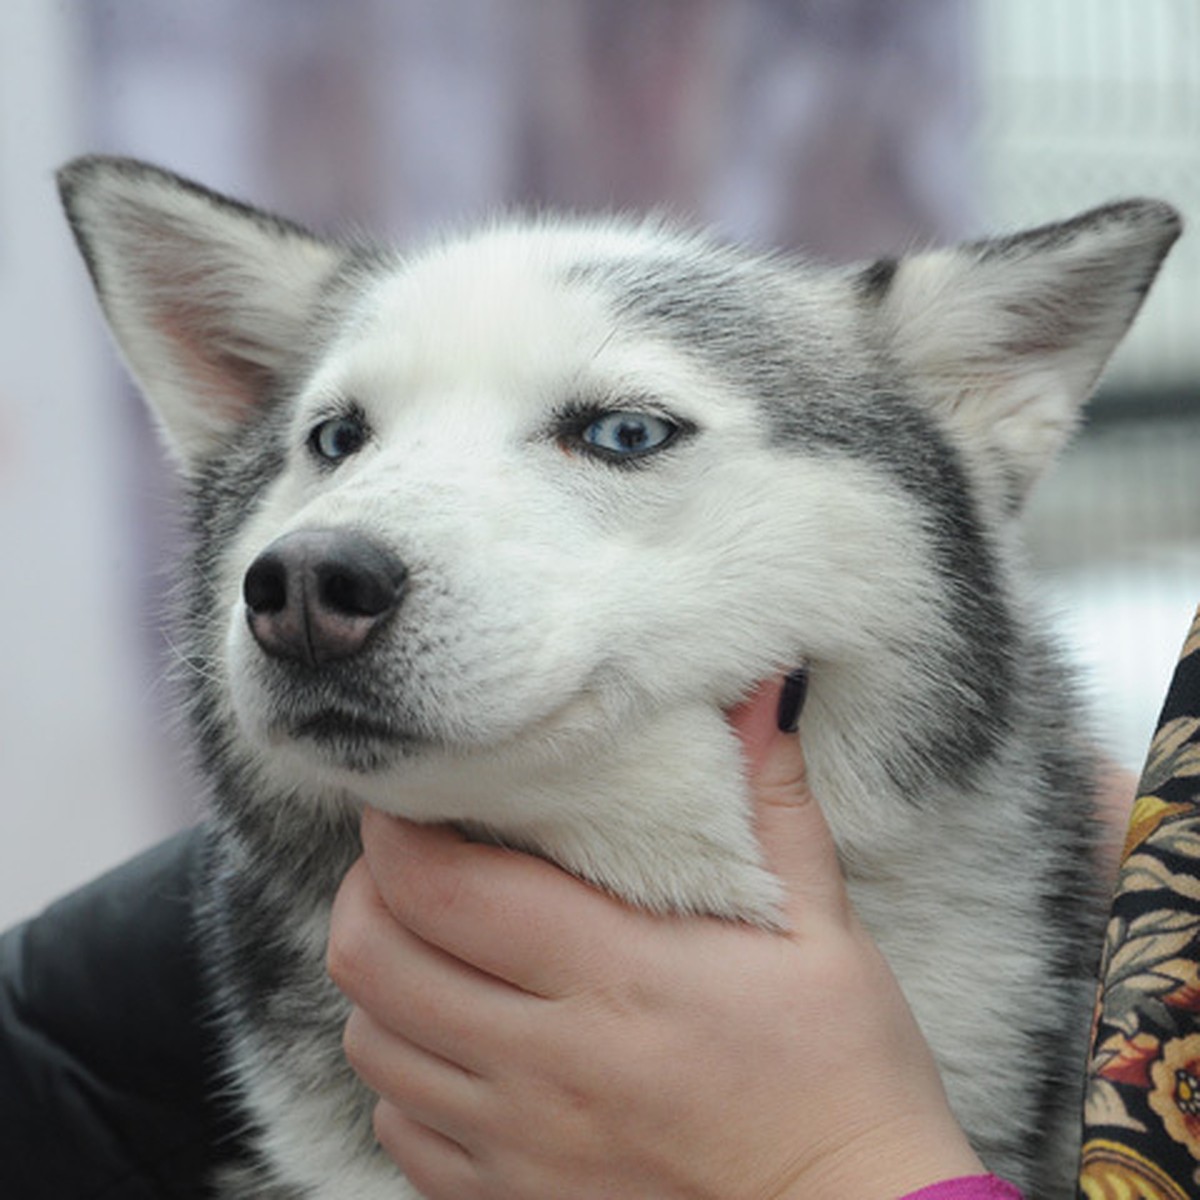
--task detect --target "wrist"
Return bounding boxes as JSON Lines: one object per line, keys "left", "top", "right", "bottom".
{"left": 772, "top": 1108, "right": 987, "bottom": 1200}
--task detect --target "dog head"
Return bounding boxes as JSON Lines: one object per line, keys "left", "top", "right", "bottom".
{"left": 58, "top": 158, "right": 1180, "bottom": 834}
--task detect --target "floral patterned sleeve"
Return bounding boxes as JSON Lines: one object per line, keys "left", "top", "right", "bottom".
{"left": 1081, "top": 605, "right": 1200, "bottom": 1200}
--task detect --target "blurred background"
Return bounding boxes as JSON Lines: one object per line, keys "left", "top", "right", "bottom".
{"left": 1, "top": 0, "right": 1196, "bottom": 925}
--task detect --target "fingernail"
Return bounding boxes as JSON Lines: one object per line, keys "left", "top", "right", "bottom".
{"left": 776, "top": 668, "right": 809, "bottom": 733}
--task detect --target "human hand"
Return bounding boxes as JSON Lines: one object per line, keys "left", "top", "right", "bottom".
{"left": 327, "top": 679, "right": 985, "bottom": 1199}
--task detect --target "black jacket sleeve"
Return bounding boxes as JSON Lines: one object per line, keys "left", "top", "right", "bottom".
{"left": 0, "top": 827, "right": 242, "bottom": 1198}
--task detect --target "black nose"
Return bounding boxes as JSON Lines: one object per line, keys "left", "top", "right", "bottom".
{"left": 243, "top": 529, "right": 407, "bottom": 665}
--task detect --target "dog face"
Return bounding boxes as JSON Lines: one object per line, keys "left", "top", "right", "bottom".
{"left": 58, "top": 158, "right": 1180, "bottom": 823}
{"left": 199, "top": 226, "right": 923, "bottom": 807}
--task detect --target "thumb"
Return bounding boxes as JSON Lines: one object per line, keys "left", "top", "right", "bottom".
{"left": 728, "top": 673, "right": 852, "bottom": 930}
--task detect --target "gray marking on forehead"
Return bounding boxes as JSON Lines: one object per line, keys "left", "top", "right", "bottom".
{"left": 570, "top": 242, "right": 798, "bottom": 349}
{"left": 569, "top": 242, "right": 855, "bottom": 420}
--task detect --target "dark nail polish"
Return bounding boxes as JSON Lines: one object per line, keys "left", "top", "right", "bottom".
{"left": 776, "top": 668, "right": 809, "bottom": 733}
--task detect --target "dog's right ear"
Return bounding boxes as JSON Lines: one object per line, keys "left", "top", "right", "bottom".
{"left": 857, "top": 199, "right": 1180, "bottom": 508}
{"left": 58, "top": 156, "right": 350, "bottom": 468}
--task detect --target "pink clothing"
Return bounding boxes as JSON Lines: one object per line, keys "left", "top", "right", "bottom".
{"left": 899, "top": 1175, "right": 1023, "bottom": 1200}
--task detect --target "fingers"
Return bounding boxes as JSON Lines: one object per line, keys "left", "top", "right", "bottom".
{"left": 343, "top": 1005, "right": 480, "bottom": 1137}
{"left": 728, "top": 676, "right": 852, "bottom": 930}
{"left": 371, "top": 1099, "right": 478, "bottom": 1200}
{"left": 355, "top": 807, "right": 635, "bottom": 998}
{"left": 329, "top": 857, "right": 530, "bottom": 1069}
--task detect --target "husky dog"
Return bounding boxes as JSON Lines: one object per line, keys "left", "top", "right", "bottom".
{"left": 58, "top": 156, "right": 1178, "bottom": 1198}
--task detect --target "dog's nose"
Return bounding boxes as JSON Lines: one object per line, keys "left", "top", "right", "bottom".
{"left": 243, "top": 529, "right": 407, "bottom": 665}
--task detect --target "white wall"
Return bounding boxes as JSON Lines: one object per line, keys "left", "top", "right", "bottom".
{"left": 0, "top": 2, "right": 186, "bottom": 926}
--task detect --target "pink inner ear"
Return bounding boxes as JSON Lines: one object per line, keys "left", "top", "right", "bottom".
{"left": 118, "top": 202, "right": 284, "bottom": 431}
{"left": 151, "top": 302, "right": 277, "bottom": 431}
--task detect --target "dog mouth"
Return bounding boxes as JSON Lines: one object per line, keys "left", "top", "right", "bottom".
{"left": 254, "top": 668, "right": 609, "bottom": 780}
{"left": 291, "top": 709, "right": 401, "bottom": 742}
{"left": 282, "top": 707, "right": 422, "bottom": 772}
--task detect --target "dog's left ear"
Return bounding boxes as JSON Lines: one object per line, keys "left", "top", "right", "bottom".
{"left": 58, "top": 156, "right": 351, "bottom": 469}
{"left": 860, "top": 199, "right": 1181, "bottom": 504}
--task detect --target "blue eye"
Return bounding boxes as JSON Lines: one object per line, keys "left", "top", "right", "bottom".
{"left": 579, "top": 411, "right": 680, "bottom": 458}
{"left": 309, "top": 413, "right": 368, "bottom": 463}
